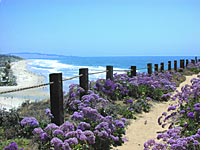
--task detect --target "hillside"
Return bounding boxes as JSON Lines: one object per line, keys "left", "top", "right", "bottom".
{"left": 0, "top": 54, "right": 23, "bottom": 67}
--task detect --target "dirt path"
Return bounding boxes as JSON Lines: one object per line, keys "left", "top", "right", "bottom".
{"left": 115, "top": 74, "right": 199, "bottom": 150}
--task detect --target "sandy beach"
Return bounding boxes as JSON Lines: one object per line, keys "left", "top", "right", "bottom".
{"left": 0, "top": 60, "right": 50, "bottom": 110}
{"left": 115, "top": 74, "right": 199, "bottom": 150}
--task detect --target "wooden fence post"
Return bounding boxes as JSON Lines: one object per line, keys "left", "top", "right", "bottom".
{"left": 180, "top": 59, "right": 185, "bottom": 69}
{"left": 49, "top": 73, "right": 64, "bottom": 126}
{"left": 160, "top": 62, "right": 164, "bottom": 72}
{"left": 168, "top": 61, "right": 171, "bottom": 71}
{"left": 174, "top": 60, "right": 177, "bottom": 71}
{"left": 186, "top": 59, "right": 189, "bottom": 67}
{"left": 106, "top": 66, "right": 113, "bottom": 80}
{"left": 147, "top": 63, "right": 152, "bottom": 75}
{"left": 79, "top": 68, "right": 89, "bottom": 98}
{"left": 191, "top": 59, "right": 195, "bottom": 64}
{"left": 154, "top": 64, "right": 158, "bottom": 72}
{"left": 131, "top": 66, "right": 137, "bottom": 77}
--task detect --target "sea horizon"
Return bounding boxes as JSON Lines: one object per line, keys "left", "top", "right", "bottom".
{"left": 8, "top": 53, "right": 198, "bottom": 93}
{"left": 8, "top": 52, "right": 200, "bottom": 58}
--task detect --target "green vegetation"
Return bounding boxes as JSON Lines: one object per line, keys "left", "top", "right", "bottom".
{"left": 0, "top": 54, "right": 23, "bottom": 86}
{"left": 0, "top": 61, "right": 200, "bottom": 149}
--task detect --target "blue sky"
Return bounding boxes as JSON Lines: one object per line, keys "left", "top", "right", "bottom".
{"left": 0, "top": 0, "right": 200, "bottom": 56}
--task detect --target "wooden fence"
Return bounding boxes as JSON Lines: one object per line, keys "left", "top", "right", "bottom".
{"left": 0, "top": 57, "right": 200, "bottom": 125}
{"left": 49, "top": 57, "right": 199, "bottom": 125}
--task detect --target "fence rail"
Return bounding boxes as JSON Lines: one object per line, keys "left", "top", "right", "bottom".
{"left": 0, "top": 57, "right": 199, "bottom": 125}
{"left": 62, "top": 74, "right": 83, "bottom": 82}
{"left": 0, "top": 82, "right": 53, "bottom": 94}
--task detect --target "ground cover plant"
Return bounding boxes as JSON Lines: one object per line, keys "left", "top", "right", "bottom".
{"left": 0, "top": 62, "right": 200, "bottom": 150}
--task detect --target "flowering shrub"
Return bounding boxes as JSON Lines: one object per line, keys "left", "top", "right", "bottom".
{"left": 32, "top": 89, "right": 127, "bottom": 149}
{"left": 186, "top": 62, "right": 200, "bottom": 74}
{"left": 144, "top": 77, "right": 200, "bottom": 150}
{"left": 93, "top": 78, "right": 129, "bottom": 100}
{"left": 0, "top": 108, "right": 21, "bottom": 139}
{"left": 4, "top": 142, "right": 23, "bottom": 150}
{"left": 92, "top": 72, "right": 177, "bottom": 102}
{"left": 20, "top": 117, "right": 39, "bottom": 127}
{"left": 65, "top": 90, "right": 109, "bottom": 114}
{"left": 1, "top": 63, "right": 199, "bottom": 149}
{"left": 70, "top": 106, "right": 126, "bottom": 149}
{"left": 144, "top": 127, "right": 200, "bottom": 150}
{"left": 32, "top": 122, "right": 81, "bottom": 149}
{"left": 20, "top": 117, "right": 39, "bottom": 138}
{"left": 32, "top": 117, "right": 126, "bottom": 150}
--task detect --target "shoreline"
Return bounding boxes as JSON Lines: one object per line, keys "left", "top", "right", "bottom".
{"left": 0, "top": 60, "right": 50, "bottom": 110}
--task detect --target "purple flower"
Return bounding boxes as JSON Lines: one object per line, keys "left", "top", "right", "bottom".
{"left": 187, "top": 112, "right": 194, "bottom": 118}
{"left": 65, "top": 131, "right": 77, "bottom": 138}
{"left": 144, "top": 139, "right": 156, "bottom": 148}
{"left": 84, "top": 130, "right": 96, "bottom": 144}
{"left": 121, "top": 118, "right": 127, "bottom": 123}
{"left": 44, "top": 123, "right": 59, "bottom": 132}
{"left": 193, "top": 140, "right": 199, "bottom": 145}
{"left": 51, "top": 137, "right": 63, "bottom": 148}
{"left": 53, "top": 129, "right": 64, "bottom": 136}
{"left": 180, "top": 110, "right": 185, "bottom": 114}
{"left": 194, "top": 103, "right": 200, "bottom": 111}
{"left": 95, "top": 130, "right": 109, "bottom": 138}
{"left": 153, "top": 143, "right": 167, "bottom": 150}
{"left": 167, "top": 139, "right": 176, "bottom": 144}
{"left": 76, "top": 129, "right": 87, "bottom": 141}
{"left": 20, "top": 117, "right": 39, "bottom": 127}
{"left": 115, "top": 120, "right": 125, "bottom": 128}
{"left": 95, "top": 122, "right": 109, "bottom": 131}
{"left": 33, "top": 127, "right": 44, "bottom": 135}
{"left": 122, "top": 137, "right": 128, "bottom": 142}
{"left": 71, "top": 112, "right": 84, "bottom": 120}
{"left": 4, "top": 142, "right": 19, "bottom": 150}
{"left": 40, "top": 132, "right": 48, "bottom": 141}
{"left": 167, "top": 106, "right": 176, "bottom": 111}
{"left": 70, "top": 93, "right": 76, "bottom": 98}
{"left": 157, "top": 133, "right": 169, "bottom": 140}
{"left": 126, "top": 99, "right": 133, "bottom": 104}
{"left": 65, "top": 137, "right": 78, "bottom": 145}
{"left": 45, "top": 108, "right": 54, "bottom": 118}
{"left": 77, "top": 122, "right": 91, "bottom": 131}
{"left": 110, "top": 135, "right": 119, "bottom": 141}
{"left": 62, "top": 142, "right": 71, "bottom": 150}
{"left": 60, "top": 121, "right": 75, "bottom": 132}
{"left": 162, "top": 112, "right": 167, "bottom": 116}
{"left": 146, "top": 97, "right": 152, "bottom": 101}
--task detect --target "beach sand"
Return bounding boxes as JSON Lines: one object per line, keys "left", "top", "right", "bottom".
{"left": 115, "top": 74, "right": 199, "bottom": 150}
{"left": 0, "top": 60, "right": 50, "bottom": 110}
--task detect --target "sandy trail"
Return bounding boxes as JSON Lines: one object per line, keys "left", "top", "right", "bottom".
{"left": 116, "top": 74, "right": 199, "bottom": 150}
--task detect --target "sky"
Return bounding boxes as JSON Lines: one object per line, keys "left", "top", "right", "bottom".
{"left": 0, "top": 0, "right": 200, "bottom": 56}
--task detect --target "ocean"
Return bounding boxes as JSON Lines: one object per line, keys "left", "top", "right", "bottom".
{"left": 23, "top": 55, "right": 199, "bottom": 93}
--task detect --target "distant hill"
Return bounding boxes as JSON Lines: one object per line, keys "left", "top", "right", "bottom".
{"left": 0, "top": 54, "right": 23, "bottom": 67}
{"left": 8, "top": 52, "right": 70, "bottom": 59}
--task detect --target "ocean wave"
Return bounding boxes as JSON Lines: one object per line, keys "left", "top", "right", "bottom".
{"left": 27, "top": 59, "right": 127, "bottom": 75}
{"left": 27, "top": 59, "right": 128, "bottom": 92}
